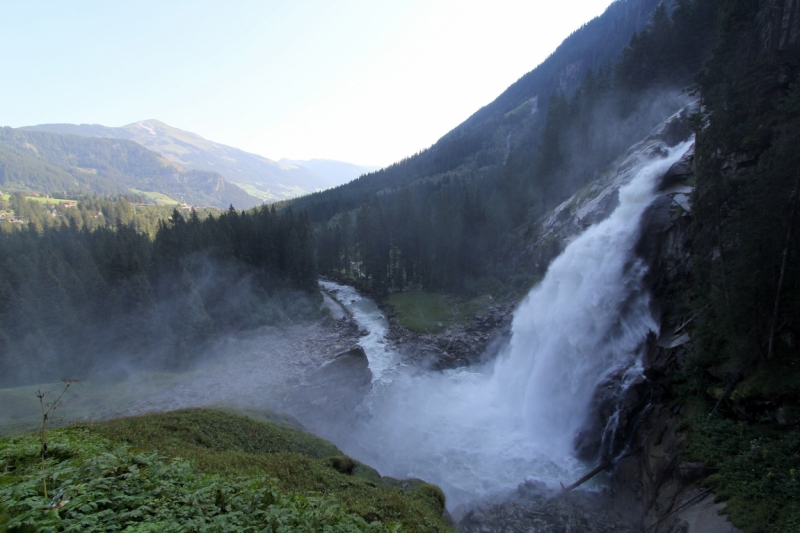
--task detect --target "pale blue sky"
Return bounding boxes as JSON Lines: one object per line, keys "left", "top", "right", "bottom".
{"left": 1, "top": 0, "right": 614, "bottom": 166}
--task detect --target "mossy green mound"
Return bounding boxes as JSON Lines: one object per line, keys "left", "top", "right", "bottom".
{"left": 0, "top": 429, "right": 392, "bottom": 532}
{"left": 0, "top": 408, "right": 453, "bottom": 532}
{"left": 90, "top": 408, "right": 341, "bottom": 463}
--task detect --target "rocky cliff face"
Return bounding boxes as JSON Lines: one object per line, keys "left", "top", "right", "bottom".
{"left": 534, "top": 118, "right": 741, "bottom": 531}
{"left": 580, "top": 136, "right": 741, "bottom": 533}
{"left": 279, "top": 319, "right": 373, "bottom": 445}
{"left": 519, "top": 107, "right": 694, "bottom": 275}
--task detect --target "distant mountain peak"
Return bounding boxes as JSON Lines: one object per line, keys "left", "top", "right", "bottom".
{"left": 132, "top": 120, "right": 160, "bottom": 136}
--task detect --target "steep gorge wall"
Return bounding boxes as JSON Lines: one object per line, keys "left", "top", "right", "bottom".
{"left": 610, "top": 145, "right": 742, "bottom": 533}
{"left": 512, "top": 110, "right": 741, "bottom": 532}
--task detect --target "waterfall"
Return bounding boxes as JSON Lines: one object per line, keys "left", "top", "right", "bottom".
{"left": 336, "top": 137, "right": 694, "bottom": 508}
{"left": 491, "top": 138, "right": 693, "bottom": 455}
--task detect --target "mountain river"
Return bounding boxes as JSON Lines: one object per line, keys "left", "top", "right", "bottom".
{"left": 317, "top": 139, "right": 694, "bottom": 509}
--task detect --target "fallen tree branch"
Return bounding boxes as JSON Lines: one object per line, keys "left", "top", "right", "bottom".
{"left": 563, "top": 458, "right": 610, "bottom": 492}
{"left": 706, "top": 369, "right": 744, "bottom": 422}
{"left": 674, "top": 304, "right": 710, "bottom": 335}
{"left": 642, "top": 487, "right": 715, "bottom": 533}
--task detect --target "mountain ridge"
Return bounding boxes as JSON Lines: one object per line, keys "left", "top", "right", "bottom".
{"left": 0, "top": 127, "right": 260, "bottom": 209}
{"left": 25, "top": 120, "right": 369, "bottom": 201}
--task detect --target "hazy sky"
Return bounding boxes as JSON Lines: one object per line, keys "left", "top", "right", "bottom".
{"left": 1, "top": 0, "right": 613, "bottom": 167}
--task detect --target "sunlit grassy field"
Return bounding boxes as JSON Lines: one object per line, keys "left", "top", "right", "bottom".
{"left": 129, "top": 188, "right": 181, "bottom": 205}
{"left": 0, "top": 193, "right": 75, "bottom": 204}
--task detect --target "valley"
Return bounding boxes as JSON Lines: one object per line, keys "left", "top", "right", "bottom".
{"left": 3, "top": 0, "right": 800, "bottom": 532}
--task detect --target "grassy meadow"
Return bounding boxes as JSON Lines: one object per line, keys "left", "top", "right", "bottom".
{"left": 386, "top": 291, "right": 500, "bottom": 333}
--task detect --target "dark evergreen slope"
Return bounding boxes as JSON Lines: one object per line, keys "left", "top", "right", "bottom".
{"left": 0, "top": 205, "right": 317, "bottom": 387}
{"left": 288, "top": 0, "right": 663, "bottom": 224}
{"left": 300, "top": 0, "right": 720, "bottom": 295}
{"left": 672, "top": 2, "right": 800, "bottom": 529}
{"left": 0, "top": 128, "right": 260, "bottom": 209}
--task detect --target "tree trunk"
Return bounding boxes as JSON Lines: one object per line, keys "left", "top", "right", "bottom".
{"left": 782, "top": 0, "right": 798, "bottom": 48}
{"left": 767, "top": 175, "right": 799, "bottom": 360}
{"left": 563, "top": 459, "right": 609, "bottom": 492}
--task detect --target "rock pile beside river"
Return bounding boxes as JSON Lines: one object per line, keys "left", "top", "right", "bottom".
{"left": 454, "top": 481, "right": 639, "bottom": 533}
{"left": 383, "top": 304, "right": 515, "bottom": 370}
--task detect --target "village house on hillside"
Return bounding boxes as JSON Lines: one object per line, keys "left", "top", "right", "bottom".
{"left": 0, "top": 214, "right": 26, "bottom": 224}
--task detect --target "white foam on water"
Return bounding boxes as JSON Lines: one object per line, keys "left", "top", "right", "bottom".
{"left": 323, "top": 139, "right": 693, "bottom": 508}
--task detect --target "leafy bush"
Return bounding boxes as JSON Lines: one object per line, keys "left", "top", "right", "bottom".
{"left": 0, "top": 408, "right": 454, "bottom": 532}
{"left": 84, "top": 409, "right": 452, "bottom": 532}
{"left": 682, "top": 416, "right": 800, "bottom": 533}
{"left": 0, "top": 429, "right": 398, "bottom": 532}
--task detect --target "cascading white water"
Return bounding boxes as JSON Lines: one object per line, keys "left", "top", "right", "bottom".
{"left": 332, "top": 138, "right": 694, "bottom": 509}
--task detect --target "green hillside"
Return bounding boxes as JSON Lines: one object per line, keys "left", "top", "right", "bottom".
{"left": 0, "top": 143, "right": 123, "bottom": 196}
{"left": 0, "top": 408, "right": 451, "bottom": 532}
{"left": 25, "top": 120, "right": 331, "bottom": 200}
{"left": 0, "top": 128, "right": 260, "bottom": 209}
{"left": 286, "top": 0, "right": 665, "bottom": 225}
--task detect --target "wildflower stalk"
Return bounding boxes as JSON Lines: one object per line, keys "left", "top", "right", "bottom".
{"left": 36, "top": 378, "right": 78, "bottom": 499}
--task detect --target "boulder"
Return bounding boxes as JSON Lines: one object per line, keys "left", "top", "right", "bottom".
{"left": 281, "top": 344, "right": 372, "bottom": 441}
{"left": 316, "top": 344, "right": 372, "bottom": 388}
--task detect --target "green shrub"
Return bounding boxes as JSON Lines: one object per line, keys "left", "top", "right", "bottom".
{"left": 83, "top": 408, "right": 453, "bottom": 532}
{"left": 0, "top": 429, "right": 397, "bottom": 532}
{"left": 326, "top": 456, "right": 357, "bottom": 475}
{"left": 682, "top": 415, "right": 800, "bottom": 533}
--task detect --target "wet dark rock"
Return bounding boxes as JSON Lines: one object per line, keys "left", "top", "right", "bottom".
{"left": 659, "top": 145, "right": 695, "bottom": 190}
{"left": 281, "top": 344, "right": 372, "bottom": 442}
{"left": 324, "top": 344, "right": 371, "bottom": 380}
{"left": 327, "top": 313, "right": 361, "bottom": 340}
{"left": 610, "top": 143, "right": 742, "bottom": 532}
{"left": 516, "top": 479, "right": 550, "bottom": 499}
{"left": 455, "top": 487, "right": 638, "bottom": 533}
